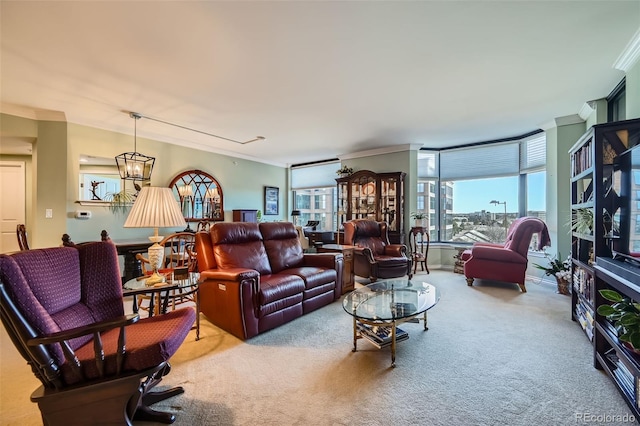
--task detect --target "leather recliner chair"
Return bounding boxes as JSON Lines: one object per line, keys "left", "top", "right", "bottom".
{"left": 463, "top": 216, "right": 551, "bottom": 292}
{"left": 343, "top": 219, "right": 412, "bottom": 282}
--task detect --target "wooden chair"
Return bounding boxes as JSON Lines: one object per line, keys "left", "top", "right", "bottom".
{"left": 16, "top": 224, "right": 29, "bottom": 251}
{"left": 135, "top": 232, "right": 197, "bottom": 313}
{"left": 0, "top": 242, "right": 196, "bottom": 425}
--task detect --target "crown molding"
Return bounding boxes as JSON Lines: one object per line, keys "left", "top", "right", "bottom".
{"left": 614, "top": 27, "right": 640, "bottom": 72}
{"left": 578, "top": 101, "right": 596, "bottom": 121}
{"left": 339, "top": 143, "right": 423, "bottom": 160}
{"left": 1, "top": 102, "right": 67, "bottom": 121}
{"left": 539, "top": 114, "right": 584, "bottom": 131}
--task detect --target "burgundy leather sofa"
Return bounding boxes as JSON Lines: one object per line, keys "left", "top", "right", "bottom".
{"left": 195, "top": 222, "right": 344, "bottom": 340}
{"left": 462, "top": 216, "right": 551, "bottom": 292}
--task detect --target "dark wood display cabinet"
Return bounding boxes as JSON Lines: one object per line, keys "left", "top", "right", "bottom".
{"left": 568, "top": 119, "right": 640, "bottom": 342}
{"left": 573, "top": 118, "right": 640, "bottom": 417}
{"left": 232, "top": 209, "right": 258, "bottom": 223}
{"left": 336, "top": 170, "right": 406, "bottom": 244}
{"left": 594, "top": 258, "right": 640, "bottom": 420}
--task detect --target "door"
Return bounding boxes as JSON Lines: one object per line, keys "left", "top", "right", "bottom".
{"left": 0, "top": 161, "right": 26, "bottom": 253}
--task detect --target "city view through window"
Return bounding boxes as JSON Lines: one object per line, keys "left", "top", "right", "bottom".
{"left": 293, "top": 170, "right": 545, "bottom": 248}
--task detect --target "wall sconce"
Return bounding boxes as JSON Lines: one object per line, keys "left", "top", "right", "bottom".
{"left": 205, "top": 187, "right": 220, "bottom": 218}
{"left": 115, "top": 112, "right": 155, "bottom": 183}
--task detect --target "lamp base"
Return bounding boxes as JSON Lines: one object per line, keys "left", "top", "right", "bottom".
{"left": 145, "top": 271, "right": 166, "bottom": 286}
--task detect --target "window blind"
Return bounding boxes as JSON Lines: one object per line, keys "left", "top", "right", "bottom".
{"left": 520, "top": 133, "right": 546, "bottom": 172}
{"left": 440, "top": 141, "right": 519, "bottom": 180}
{"left": 418, "top": 150, "right": 439, "bottom": 178}
{"left": 291, "top": 161, "right": 339, "bottom": 189}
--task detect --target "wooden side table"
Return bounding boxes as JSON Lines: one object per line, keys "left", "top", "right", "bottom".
{"left": 317, "top": 244, "right": 355, "bottom": 294}
{"left": 409, "top": 227, "right": 430, "bottom": 275}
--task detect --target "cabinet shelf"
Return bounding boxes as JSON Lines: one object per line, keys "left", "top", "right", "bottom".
{"left": 571, "top": 167, "right": 594, "bottom": 181}
{"left": 571, "top": 201, "right": 594, "bottom": 209}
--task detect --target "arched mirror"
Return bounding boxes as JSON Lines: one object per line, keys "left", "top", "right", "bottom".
{"left": 169, "top": 170, "right": 224, "bottom": 223}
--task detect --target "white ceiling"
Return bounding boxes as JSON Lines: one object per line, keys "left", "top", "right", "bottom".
{"left": 1, "top": 1, "right": 639, "bottom": 166}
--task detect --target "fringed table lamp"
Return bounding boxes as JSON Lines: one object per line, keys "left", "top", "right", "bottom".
{"left": 124, "top": 187, "right": 186, "bottom": 286}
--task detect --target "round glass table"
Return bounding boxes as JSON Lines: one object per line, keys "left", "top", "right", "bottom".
{"left": 123, "top": 272, "right": 201, "bottom": 340}
{"left": 342, "top": 278, "right": 440, "bottom": 367}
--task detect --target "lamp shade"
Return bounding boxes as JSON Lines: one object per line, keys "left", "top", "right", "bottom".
{"left": 124, "top": 187, "right": 186, "bottom": 229}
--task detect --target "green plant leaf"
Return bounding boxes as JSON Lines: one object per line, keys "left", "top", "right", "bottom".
{"left": 599, "top": 289, "right": 624, "bottom": 303}
{"left": 629, "top": 332, "right": 640, "bottom": 350}
{"left": 597, "top": 305, "right": 617, "bottom": 316}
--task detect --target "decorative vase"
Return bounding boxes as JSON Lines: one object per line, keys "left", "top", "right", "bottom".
{"left": 555, "top": 277, "right": 570, "bottom": 295}
{"left": 414, "top": 219, "right": 426, "bottom": 228}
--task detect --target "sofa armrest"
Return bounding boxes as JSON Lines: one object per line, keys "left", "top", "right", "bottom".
{"left": 353, "top": 247, "right": 375, "bottom": 263}
{"left": 201, "top": 267, "right": 260, "bottom": 282}
{"left": 383, "top": 244, "right": 407, "bottom": 257}
{"left": 468, "top": 246, "right": 525, "bottom": 264}
{"left": 199, "top": 267, "right": 261, "bottom": 340}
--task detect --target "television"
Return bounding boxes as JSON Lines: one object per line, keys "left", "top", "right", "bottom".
{"left": 610, "top": 140, "right": 640, "bottom": 266}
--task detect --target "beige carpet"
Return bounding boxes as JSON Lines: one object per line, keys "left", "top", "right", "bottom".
{"left": 0, "top": 270, "right": 633, "bottom": 425}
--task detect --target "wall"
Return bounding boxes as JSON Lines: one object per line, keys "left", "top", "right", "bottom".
{"left": 65, "top": 122, "right": 287, "bottom": 243}
{"left": 2, "top": 114, "right": 287, "bottom": 247}
{"left": 34, "top": 120, "right": 68, "bottom": 248}
{"left": 627, "top": 60, "right": 640, "bottom": 119}
{"left": 341, "top": 148, "right": 415, "bottom": 239}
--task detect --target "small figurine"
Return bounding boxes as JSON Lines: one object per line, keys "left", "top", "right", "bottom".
{"left": 90, "top": 181, "right": 104, "bottom": 200}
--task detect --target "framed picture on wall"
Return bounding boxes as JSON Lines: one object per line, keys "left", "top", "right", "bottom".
{"left": 264, "top": 186, "right": 279, "bottom": 215}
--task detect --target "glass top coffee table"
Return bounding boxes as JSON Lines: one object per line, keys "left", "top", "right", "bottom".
{"left": 342, "top": 278, "right": 440, "bottom": 367}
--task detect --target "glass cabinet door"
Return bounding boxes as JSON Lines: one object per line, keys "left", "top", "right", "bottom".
{"left": 351, "top": 175, "right": 377, "bottom": 220}
{"left": 381, "top": 176, "right": 399, "bottom": 232}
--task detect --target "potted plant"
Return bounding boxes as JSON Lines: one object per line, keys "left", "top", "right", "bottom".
{"left": 569, "top": 207, "right": 594, "bottom": 235}
{"left": 410, "top": 212, "right": 427, "bottom": 227}
{"left": 104, "top": 189, "right": 136, "bottom": 214}
{"left": 532, "top": 251, "right": 571, "bottom": 295}
{"left": 336, "top": 165, "right": 354, "bottom": 177}
{"left": 597, "top": 289, "right": 640, "bottom": 353}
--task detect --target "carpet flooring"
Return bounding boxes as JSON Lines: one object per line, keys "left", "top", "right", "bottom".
{"left": 0, "top": 270, "right": 634, "bottom": 425}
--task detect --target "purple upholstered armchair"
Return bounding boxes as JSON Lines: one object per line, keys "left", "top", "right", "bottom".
{"left": 463, "top": 217, "right": 551, "bottom": 292}
{"left": 0, "top": 242, "right": 196, "bottom": 425}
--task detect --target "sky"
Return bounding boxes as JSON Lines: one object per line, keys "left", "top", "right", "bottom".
{"left": 451, "top": 173, "right": 546, "bottom": 214}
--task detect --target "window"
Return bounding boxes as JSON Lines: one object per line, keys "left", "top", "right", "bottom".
{"left": 608, "top": 79, "right": 626, "bottom": 122}
{"left": 419, "top": 131, "right": 546, "bottom": 245}
{"left": 291, "top": 161, "right": 339, "bottom": 231}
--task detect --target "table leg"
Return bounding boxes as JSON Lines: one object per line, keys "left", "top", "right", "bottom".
{"left": 423, "top": 311, "right": 428, "bottom": 331}
{"left": 352, "top": 315, "right": 358, "bottom": 352}
{"left": 391, "top": 321, "right": 397, "bottom": 368}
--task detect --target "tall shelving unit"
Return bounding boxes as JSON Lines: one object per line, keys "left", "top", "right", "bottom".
{"left": 587, "top": 119, "right": 640, "bottom": 418}
{"left": 569, "top": 120, "right": 633, "bottom": 343}
{"left": 336, "top": 170, "right": 406, "bottom": 244}
{"left": 569, "top": 130, "right": 600, "bottom": 343}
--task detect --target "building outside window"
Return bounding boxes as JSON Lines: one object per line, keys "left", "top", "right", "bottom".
{"left": 291, "top": 161, "right": 339, "bottom": 232}
{"left": 418, "top": 131, "right": 546, "bottom": 246}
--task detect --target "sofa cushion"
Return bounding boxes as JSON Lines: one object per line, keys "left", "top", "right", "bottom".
{"left": 211, "top": 222, "right": 272, "bottom": 275}
{"left": 284, "top": 266, "right": 336, "bottom": 290}
{"left": 259, "top": 274, "right": 306, "bottom": 305}
{"left": 371, "top": 255, "right": 409, "bottom": 267}
{"left": 260, "top": 222, "right": 304, "bottom": 272}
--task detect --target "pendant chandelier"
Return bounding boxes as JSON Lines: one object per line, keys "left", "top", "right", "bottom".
{"left": 115, "top": 112, "right": 155, "bottom": 182}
